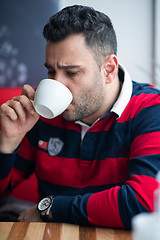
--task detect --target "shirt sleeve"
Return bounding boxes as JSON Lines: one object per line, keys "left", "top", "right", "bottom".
{"left": 0, "top": 151, "right": 16, "bottom": 197}
{"left": 0, "top": 136, "right": 35, "bottom": 198}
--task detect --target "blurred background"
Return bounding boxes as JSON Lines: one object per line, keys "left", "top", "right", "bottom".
{"left": 0, "top": 0, "right": 159, "bottom": 87}
{"left": 0, "top": 0, "right": 58, "bottom": 87}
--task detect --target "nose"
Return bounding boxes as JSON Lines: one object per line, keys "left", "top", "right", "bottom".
{"left": 54, "top": 74, "right": 70, "bottom": 90}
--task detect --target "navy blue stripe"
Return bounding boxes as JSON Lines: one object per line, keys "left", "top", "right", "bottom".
{"left": 52, "top": 194, "right": 91, "bottom": 225}
{"left": 15, "top": 154, "right": 35, "bottom": 177}
{"left": 37, "top": 177, "right": 124, "bottom": 197}
{"left": 27, "top": 119, "right": 81, "bottom": 157}
{"left": 33, "top": 115, "right": 160, "bottom": 160}
{"left": 26, "top": 120, "right": 39, "bottom": 147}
{"left": 131, "top": 105, "right": 160, "bottom": 140}
{"left": 0, "top": 153, "right": 15, "bottom": 179}
{"left": 129, "top": 154, "right": 160, "bottom": 177}
{"left": 28, "top": 121, "right": 132, "bottom": 160}
{"left": 132, "top": 81, "right": 160, "bottom": 96}
{"left": 80, "top": 124, "right": 131, "bottom": 160}
{"left": 118, "top": 184, "right": 149, "bottom": 229}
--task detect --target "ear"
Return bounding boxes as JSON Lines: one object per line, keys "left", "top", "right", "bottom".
{"left": 102, "top": 54, "right": 118, "bottom": 84}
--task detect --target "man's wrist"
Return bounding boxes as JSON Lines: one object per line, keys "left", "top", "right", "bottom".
{"left": 0, "top": 132, "right": 22, "bottom": 153}
{"left": 37, "top": 196, "right": 54, "bottom": 222}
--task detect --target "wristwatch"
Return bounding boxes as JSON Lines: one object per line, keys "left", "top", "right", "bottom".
{"left": 37, "top": 196, "right": 54, "bottom": 222}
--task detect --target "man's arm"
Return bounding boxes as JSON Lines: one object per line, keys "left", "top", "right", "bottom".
{"left": 0, "top": 85, "right": 39, "bottom": 197}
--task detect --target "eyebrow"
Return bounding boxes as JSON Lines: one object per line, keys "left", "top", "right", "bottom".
{"left": 44, "top": 63, "right": 81, "bottom": 70}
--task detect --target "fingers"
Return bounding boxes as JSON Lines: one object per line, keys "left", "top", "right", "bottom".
{"left": 12, "top": 95, "right": 35, "bottom": 115}
{"left": 18, "top": 211, "right": 28, "bottom": 222}
{"left": 18, "top": 212, "right": 24, "bottom": 222}
{"left": 18, "top": 205, "right": 42, "bottom": 222}
{"left": 1, "top": 95, "right": 35, "bottom": 122}
{"left": 0, "top": 84, "right": 38, "bottom": 123}
{"left": 21, "top": 84, "right": 35, "bottom": 100}
{"left": 0, "top": 103, "right": 19, "bottom": 121}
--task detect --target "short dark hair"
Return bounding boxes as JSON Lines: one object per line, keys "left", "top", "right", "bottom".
{"left": 43, "top": 5, "right": 117, "bottom": 64}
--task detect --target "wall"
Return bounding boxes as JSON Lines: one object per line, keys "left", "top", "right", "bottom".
{"left": 156, "top": 0, "right": 160, "bottom": 86}
{"left": 59, "top": 0, "right": 159, "bottom": 85}
{"left": 1, "top": 0, "right": 159, "bottom": 87}
{"left": 0, "top": 0, "right": 58, "bottom": 87}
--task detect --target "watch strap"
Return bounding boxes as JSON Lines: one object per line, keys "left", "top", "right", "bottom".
{"left": 38, "top": 196, "right": 54, "bottom": 222}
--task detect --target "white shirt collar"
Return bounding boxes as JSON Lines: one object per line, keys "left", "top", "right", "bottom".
{"left": 110, "top": 64, "right": 133, "bottom": 118}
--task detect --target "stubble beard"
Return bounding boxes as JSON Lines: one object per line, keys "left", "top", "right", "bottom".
{"left": 62, "top": 74, "right": 105, "bottom": 122}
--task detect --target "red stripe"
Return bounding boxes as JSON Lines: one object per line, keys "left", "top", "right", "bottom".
{"left": 118, "top": 93, "right": 160, "bottom": 123}
{"left": 12, "top": 167, "right": 26, "bottom": 185}
{"left": 87, "top": 186, "right": 124, "bottom": 228}
{"left": 12, "top": 169, "right": 39, "bottom": 202}
{"left": 18, "top": 136, "right": 35, "bottom": 161}
{"left": 35, "top": 151, "right": 128, "bottom": 187}
{"left": 130, "top": 132, "right": 160, "bottom": 158}
{"left": 125, "top": 175, "right": 158, "bottom": 212}
{"left": 0, "top": 171, "right": 13, "bottom": 197}
{"left": 149, "top": 84, "right": 155, "bottom": 88}
{"left": 40, "top": 115, "right": 81, "bottom": 132}
{"left": 0, "top": 168, "right": 25, "bottom": 197}
{"left": 88, "top": 114, "right": 117, "bottom": 132}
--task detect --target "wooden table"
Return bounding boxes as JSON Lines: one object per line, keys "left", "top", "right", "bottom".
{"left": 0, "top": 222, "right": 132, "bottom": 240}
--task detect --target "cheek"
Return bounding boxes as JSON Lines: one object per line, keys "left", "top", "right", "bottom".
{"left": 68, "top": 71, "right": 99, "bottom": 102}
{"left": 67, "top": 83, "right": 86, "bottom": 102}
{"left": 72, "top": 85, "right": 95, "bottom": 106}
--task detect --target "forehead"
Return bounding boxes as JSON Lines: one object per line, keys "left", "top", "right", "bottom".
{"left": 45, "top": 34, "right": 96, "bottom": 66}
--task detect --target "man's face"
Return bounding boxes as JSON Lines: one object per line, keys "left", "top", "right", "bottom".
{"left": 45, "top": 34, "right": 106, "bottom": 124}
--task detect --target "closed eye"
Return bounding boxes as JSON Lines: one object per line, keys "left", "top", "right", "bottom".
{"left": 48, "top": 71, "right": 56, "bottom": 77}
{"left": 67, "top": 71, "right": 79, "bottom": 76}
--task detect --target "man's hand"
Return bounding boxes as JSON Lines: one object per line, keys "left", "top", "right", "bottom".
{"left": 18, "top": 205, "right": 42, "bottom": 222}
{"left": 0, "top": 84, "right": 40, "bottom": 153}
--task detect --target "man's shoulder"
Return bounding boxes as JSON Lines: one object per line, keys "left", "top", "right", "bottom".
{"left": 131, "top": 81, "right": 160, "bottom": 107}
{"left": 119, "top": 81, "right": 160, "bottom": 122}
{"left": 132, "top": 81, "right": 160, "bottom": 97}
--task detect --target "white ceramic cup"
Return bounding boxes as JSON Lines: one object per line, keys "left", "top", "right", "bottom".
{"left": 132, "top": 213, "right": 160, "bottom": 240}
{"left": 33, "top": 79, "right": 73, "bottom": 119}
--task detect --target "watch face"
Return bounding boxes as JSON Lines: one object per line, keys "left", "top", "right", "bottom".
{"left": 38, "top": 197, "right": 52, "bottom": 211}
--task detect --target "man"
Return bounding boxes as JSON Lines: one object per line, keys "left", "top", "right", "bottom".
{"left": 0, "top": 5, "right": 160, "bottom": 229}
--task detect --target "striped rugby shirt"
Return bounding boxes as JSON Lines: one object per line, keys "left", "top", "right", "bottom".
{"left": 1, "top": 65, "right": 160, "bottom": 228}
